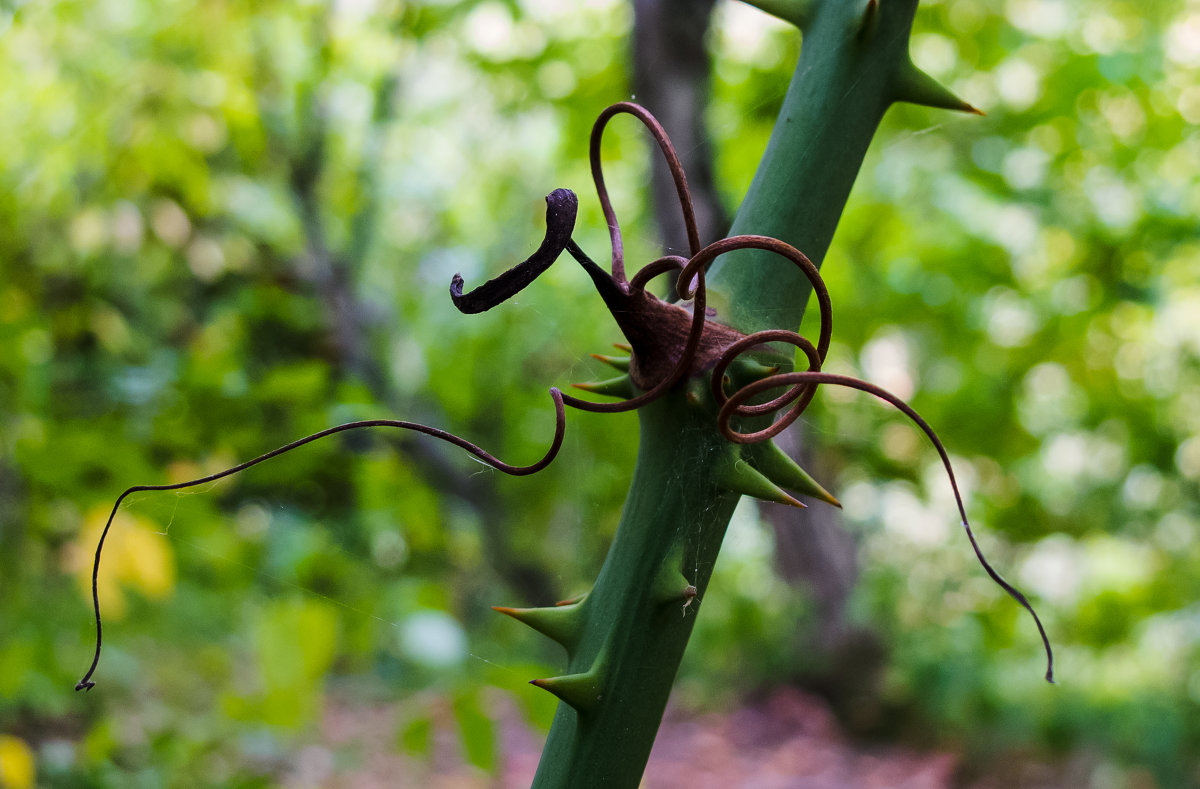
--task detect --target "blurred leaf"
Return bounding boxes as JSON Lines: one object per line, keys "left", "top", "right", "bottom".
{"left": 222, "top": 596, "right": 339, "bottom": 728}
{"left": 451, "top": 685, "right": 497, "bottom": 773}
{"left": 397, "top": 710, "right": 434, "bottom": 759}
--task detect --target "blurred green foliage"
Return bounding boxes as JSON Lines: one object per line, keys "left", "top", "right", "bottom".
{"left": 1, "top": 0, "right": 1197, "bottom": 786}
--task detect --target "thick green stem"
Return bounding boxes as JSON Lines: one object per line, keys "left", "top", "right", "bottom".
{"left": 708, "top": 0, "right": 945, "bottom": 335}
{"left": 530, "top": 393, "right": 737, "bottom": 788}
{"left": 526, "top": 1, "right": 965, "bottom": 784}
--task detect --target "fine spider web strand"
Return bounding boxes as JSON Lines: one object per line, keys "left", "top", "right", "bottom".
{"left": 75, "top": 388, "right": 568, "bottom": 692}
{"left": 720, "top": 370, "right": 1055, "bottom": 684}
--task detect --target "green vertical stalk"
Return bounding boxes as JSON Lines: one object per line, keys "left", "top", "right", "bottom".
{"left": 524, "top": 1, "right": 976, "bottom": 785}
{"left": 530, "top": 393, "right": 737, "bottom": 787}
{"left": 708, "top": 0, "right": 978, "bottom": 334}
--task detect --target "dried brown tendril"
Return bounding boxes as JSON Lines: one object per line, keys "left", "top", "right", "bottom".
{"left": 75, "top": 391, "right": 566, "bottom": 691}
{"left": 77, "top": 101, "right": 1053, "bottom": 691}
{"left": 717, "top": 370, "right": 1055, "bottom": 683}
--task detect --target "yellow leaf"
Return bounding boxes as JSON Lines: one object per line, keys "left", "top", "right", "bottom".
{"left": 0, "top": 735, "right": 35, "bottom": 789}
{"left": 68, "top": 505, "right": 177, "bottom": 618}
{"left": 121, "top": 521, "right": 176, "bottom": 600}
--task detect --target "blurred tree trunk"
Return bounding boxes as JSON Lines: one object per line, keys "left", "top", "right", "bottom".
{"left": 0, "top": 462, "right": 23, "bottom": 594}
{"left": 761, "top": 424, "right": 886, "bottom": 731}
{"left": 632, "top": 0, "right": 728, "bottom": 276}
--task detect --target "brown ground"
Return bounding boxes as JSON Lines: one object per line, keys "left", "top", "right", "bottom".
{"left": 286, "top": 686, "right": 968, "bottom": 789}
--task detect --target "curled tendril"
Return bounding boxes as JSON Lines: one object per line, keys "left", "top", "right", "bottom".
{"left": 712, "top": 329, "right": 823, "bottom": 436}
{"left": 589, "top": 101, "right": 702, "bottom": 283}
{"left": 78, "top": 101, "right": 1053, "bottom": 691}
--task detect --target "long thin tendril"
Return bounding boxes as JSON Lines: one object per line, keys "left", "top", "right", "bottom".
{"left": 717, "top": 372, "right": 1055, "bottom": 683}
{"left": 76, "top": 389, "right": 567, "bottom": 691}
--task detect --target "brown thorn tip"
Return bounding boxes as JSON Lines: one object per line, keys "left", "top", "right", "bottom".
{"left": 784, "top": 493, "right": 808, "bottom": 509}
{"left": 861, "top": 0, "right": 878, "bottom": 25}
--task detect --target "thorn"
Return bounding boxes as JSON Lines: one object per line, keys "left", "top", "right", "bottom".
{"left": 894, "top": 61, "right": 984, "bottom": 115}
{"left": 744, "top": 440, "right": 841, "bottom": 508}
{"left": 590, "top": 353, "right": 631, "bottom": 372}
{"left": 857, "top": 0, "right": 878, "bottom": 38}
{"left": 716, "top": 452, "right": 807, "bottom": 508}
{"left": 728, "top": 358, "right": 781, "bottom": 386}
{"left": 612, "top": 342, "right": 632, "bottom": 353}
{"left": 556, "top": 592, "right": 587, "bottom": 607}
{"left": 493, "top": 602, "right": 585, "bottom": 652}
{"left": 572, "top": 374, "right": 635, "bottom": 399}
{"left": 529, "top": 670, "right": 604, "bottom": 713}
{"left": 685, "top": 377, "right": 711, "bottom": 409}
{"left": 652, "top": 563, "right": 695, "bottom": 606}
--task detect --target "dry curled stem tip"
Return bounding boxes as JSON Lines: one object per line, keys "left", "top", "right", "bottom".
{"left": 450, "top": 188, "right": 579, "bottom": 314}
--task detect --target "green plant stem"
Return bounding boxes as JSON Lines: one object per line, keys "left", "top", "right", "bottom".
{"left": 708, "top": 0, "right": 921, "bottom": 335}
{"left": 531, "top": 393, "right": 737, "bottom": 788}
{"left": 531, "top": 2, "right": 935, "bottom": 785}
